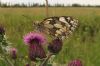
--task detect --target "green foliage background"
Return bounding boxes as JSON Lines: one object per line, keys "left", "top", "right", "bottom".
{"left": 0, "top": 7, "right": 100, "bottom": 66}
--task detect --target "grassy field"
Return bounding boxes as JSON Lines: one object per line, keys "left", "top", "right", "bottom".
{"left": 0, "top": 7, "right": 100, "bottom": 66}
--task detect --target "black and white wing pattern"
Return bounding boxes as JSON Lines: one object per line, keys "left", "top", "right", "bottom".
{"left": 34, "top": 16, "right": 78, "bottom": 39}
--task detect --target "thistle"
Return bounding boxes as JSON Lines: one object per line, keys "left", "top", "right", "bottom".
{"left": 0, "top": 25, "right": 5, "bottom": 42}
{"left": 26, "top": 64, "right": 30, "bottom": 66}
{"left": 10, "top": 48, "right": 17, "bottom": 60}
{"left": 48, "top": 38, "right": 63, "bottom": 54}
{"left": 0, "top": 25, "right": 5, "bottom": 35}
{"left": 23, "top": 32, "right": 47, "bottom": 61}
{"left": 68, "top": 59, "right": 83, "bottom": 66}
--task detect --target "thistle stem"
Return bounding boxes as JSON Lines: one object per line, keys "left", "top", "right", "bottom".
{"left": 14, "top": 59, "right": 17, "bottom": 66}
{"left": 31, "top": 61, "right": 36, "bottom": 66}
{"left": 40, "top": 53, "right": 53, "bottom": 66}
{"left": 0, "top": 45, "right": 14, "bottom": 66}
{"left": 5, "top": 56, "right": 14, "bottom": 66}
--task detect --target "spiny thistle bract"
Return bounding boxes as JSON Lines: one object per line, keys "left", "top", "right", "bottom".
{"left": 23, "top": 32, "right": 47, "bottom": 61}
{"left": 48, "top": 38, "right": 63, "bottom": 54}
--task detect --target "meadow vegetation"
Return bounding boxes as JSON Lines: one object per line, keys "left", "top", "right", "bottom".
{"left": 0, "top": 7, "right": 100, "bottom": 66}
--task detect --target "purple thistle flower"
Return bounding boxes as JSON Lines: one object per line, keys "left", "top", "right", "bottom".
{"left": 48, "top": 38, "right": 63, "bottom": 54}
{"left": 10, "top": 48, "right": 17, "bottom": 59}
{"left": 23, "top": 32, "right": 46, "bottom": 45}
{"left": 0, "top": 25, "right": 5, "bottom": 35}
{"left": 29, "top": 43, "right": 46, "bottom": 61}
{"left": 26, "top": 64, "right": 30, "bottom": 66}
{"left": 68, "top": 59, "right": 83, "bottom": 66}
{"left": 23, "top": 32, "right": 47, "bottom": 61}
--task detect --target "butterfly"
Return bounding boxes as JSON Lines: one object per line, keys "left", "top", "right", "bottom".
{"left": 33, "top": 16, "right": 78, "bottom": 40}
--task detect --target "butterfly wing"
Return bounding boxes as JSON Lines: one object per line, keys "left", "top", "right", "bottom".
{"left": 36, "top": 16, "right": 78, "bottom": 40}
{"left": 54, "top": 16, "right": 78, "bottom": 39}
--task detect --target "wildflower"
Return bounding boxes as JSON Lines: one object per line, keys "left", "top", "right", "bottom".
{"left": 24, "top": 32, "right": 46, "bottom": 45}
{"left": 48, "top": 38, "right": 63, "bottom": 54}
{"left": 10, "top": 48, "right": 17, "bottom": 59}
{"left": 23, "top": 32, "right": 46, "bottom": 61}
{"left": 0, "top": 25, "right": 5, "bottom": 35}
{"left": 68, "top": 59, "right": 83, "bottom": 66}
{"left": 0, "top": 25, "right": 5, "bottom": 42}
{"left": 26, "top": 64, "right": 30, "bottom": 66}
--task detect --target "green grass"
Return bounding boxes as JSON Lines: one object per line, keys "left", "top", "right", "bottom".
{"left": 0, "top": 7, "right": 100, "bottom": 66}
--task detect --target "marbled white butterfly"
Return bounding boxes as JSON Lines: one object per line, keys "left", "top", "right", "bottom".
{"left": 33, "top": 16, "right": 78, "bottom": 40}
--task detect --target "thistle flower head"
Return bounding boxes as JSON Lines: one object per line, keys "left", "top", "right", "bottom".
{"left": 26, "top": 64, "right": 30, "bottom": 66}
{"left": 23, "top": 32, "right": 46, "bottom": 45}
{"left": 68, "top": 59, "right": 83, "bottom": 66}
{"left": 0, "top": 25, "right": 5, "bottom": 35}
{"left": 10, "top": 48, "right": 17, "bottom": 59}
{"left": 23, "top": 32, "right": 47, "bottom": 61}
{"left": 48, "top": 38, "right": 63, "bottom": 54}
